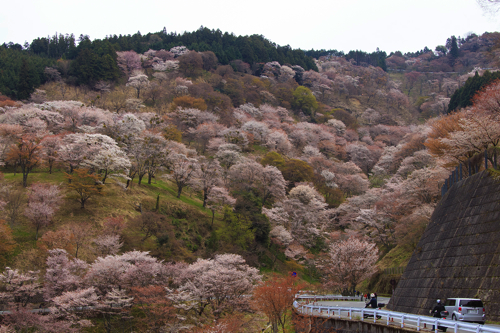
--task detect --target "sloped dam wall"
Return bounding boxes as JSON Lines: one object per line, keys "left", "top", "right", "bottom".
{"left": 387, "top": 171, "right": 500, "bottom": 322}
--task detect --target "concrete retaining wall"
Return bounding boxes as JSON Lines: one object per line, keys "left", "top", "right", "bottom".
{"left": 387, "top": 171, "right": 500, "bottom": 322}
{"left": 293, "top": 313, "right": 420, "bottom": 333}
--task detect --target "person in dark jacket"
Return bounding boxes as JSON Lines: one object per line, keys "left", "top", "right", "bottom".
{"left": 364, "top": 293, "right": 382, "bottom": 319}
{"left": 365, "top": 293, "right": 377, "bottom": 308}
{"left": 431, "top": 300, "right": 447, "bottom": 332}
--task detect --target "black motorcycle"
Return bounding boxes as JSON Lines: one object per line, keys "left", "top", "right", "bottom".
{"left": 433, "top": 310, "right": 449, "bottom": 332}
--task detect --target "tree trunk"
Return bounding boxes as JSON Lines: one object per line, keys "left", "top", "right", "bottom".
{"left": 102, "top": 170, "right": 108, "bottom": 184}
{"left": 22, "top": 171, "right": 28, "bottom": 188}
{"left": 272, "top": 320, "right": 278, "bottom": 333}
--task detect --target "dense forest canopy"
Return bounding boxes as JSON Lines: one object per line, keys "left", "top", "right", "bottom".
{"left": 2, "top": 28, "right": 499, "bottom": 103}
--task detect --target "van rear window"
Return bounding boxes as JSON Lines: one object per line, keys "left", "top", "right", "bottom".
{"left": 460, "top": 300, "right": 483, "bottom": 307}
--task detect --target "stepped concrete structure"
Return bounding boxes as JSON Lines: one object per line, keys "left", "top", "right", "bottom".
{"left": 387, "top": 171, "right": 500, "bottom": 322}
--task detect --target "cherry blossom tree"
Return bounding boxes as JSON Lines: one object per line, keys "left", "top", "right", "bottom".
{"left": 126, "top": 73, "right": 150, "bottom": 98}
{"left": 24, "top": 182, "right": 62, "bottom": 239}
{"left": 50, "top": 286, "right": 99, "bottom": 319}
{"left": 266, "top": 129, "right": 293, "bottom": 155}
{"left": 84, "top": 254, "right": 132, "bottom": 294}
{"left": 354, "top": 208, "right": 396, "bottom": 248}
{"left": 206, "top": 186, "right": 236, "bottom": 226}
{"left": 93, "top": 234, "right": 123, "bottom": 256}
{"left": 228, "top": 160, "right": 263, "bottom": 192}
{"left": 346, "top": 142, "right": 382, "bottom": 174}
{"left": 402, "top": 167, "right": 448, "bottom": 204}
{"left": 0, "top": 267, "right": 41, "bottom": 308}
{"left": 260, "top": 165, "right": 287, "bottom": 206}
{"left": 195, "top": 157, "right": 223, "bottom": 207}
{"left": 109, "top": 113, "right": 146, "bottom": 145}
{"left": 241, "top": 120, "right": 270, "bottom": 144}
{"left": 165, "top": 153, "right": 199, "bottom": 198}
{"left": 189, "top": 123, "right": 226, "bottom": 153}
{"left": 323, "top": 237, "right": 378, "bottom": 294}
{"left": 442, "top": 110, "right": 500, "bottom": 162}
{"left": 2, "top": 307, "right": 77, "bottom": 333}
{"left": 58, "top": 134, "right": 92, "bottom": 174}
{"left": 44, "top": 249, "right": 88, "bottom": 300}
{"left": 116, "top": 51, "right": 142, "bottom": 75}
{"left": 171, "top": 107, "right": 219, "bottom": 131}
{"left": 228, "top": 161, "right": 286, "bottom": 206}
{"left": 335, "top": 172, "right": 369, "bottom": 198}
{"left": 221, "top": 127, "right": 249, "bottom": 148}
{"left": 167, "top": 254, "right": 260, "bottom": 318}
{"left": 127, "top": 133, "right": 161, "bottom": 185}
{"left": 76, "top": 134, "right": 131, "bottom": 183}
{"left": 86, "top": 146, "right": 131, "bottom": 184}
{"left": 50, "top": 287, "right": 129, "bottom": 332}
{"left": 141, "top": 133, "right": 170, "bottom": 185}
{"left": 269, "top": 225, "right": 293, "bottom": 246}
{"left": 263, "top": 184, "right": 332, "bottom": 247}
{"left": 24, "top": 118, "right": 48, "bottom": 138}
{"left": 215, "top": 144, "right": 242, "bottom": 183}
{"left": 40, "top": 135, "right": 61, "bottom": 174}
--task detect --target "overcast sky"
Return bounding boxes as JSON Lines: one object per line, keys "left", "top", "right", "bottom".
{"left": 1, "top": 0, "right": 499, "bottom": 54}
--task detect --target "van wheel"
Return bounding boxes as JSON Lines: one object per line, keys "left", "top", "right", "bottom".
{"left": 452, "top": 315, "right": 456, "bottom": 321}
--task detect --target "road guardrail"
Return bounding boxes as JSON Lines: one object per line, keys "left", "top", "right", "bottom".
{"left": 294, "top": 296, "right": 496, "bottom": 333}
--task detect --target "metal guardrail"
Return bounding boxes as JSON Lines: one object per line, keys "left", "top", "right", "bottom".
{"left": 293, "top": 302, "right": 493, "bottom": 333}
{"left": 293, "top": 298, "right": 496, "bottom": 333}
{"left": 384, "top": 267, "right": 405, "bottom": 275}
{"left": 441, "top": 149, "right": 498, "bottom": 197}
{"left": 296, "top": 295, "right": 362, "bottom": 301}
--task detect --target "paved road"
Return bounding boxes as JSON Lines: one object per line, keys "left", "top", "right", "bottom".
{"left": 302, "top": 298, "right": 499, "bottom": 333}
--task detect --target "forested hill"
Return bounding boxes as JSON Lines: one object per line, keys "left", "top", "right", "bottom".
{"left": 0, "top": 27, "right": 319, "bottom": 100}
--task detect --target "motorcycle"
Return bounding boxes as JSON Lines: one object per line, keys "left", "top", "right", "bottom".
{"left": 363, "top": 303, "right": 385, "bottom": 320}
{"left": 432, "top": 310, "right": 449, "bottom": 332}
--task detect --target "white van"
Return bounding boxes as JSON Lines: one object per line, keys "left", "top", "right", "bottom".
{"left": 444, "top": 298, "right": 485, "bottom": 324}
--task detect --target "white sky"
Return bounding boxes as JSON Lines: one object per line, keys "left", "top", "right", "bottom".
{"left": 1, "top": 0, "right": 499, "bottom": 54}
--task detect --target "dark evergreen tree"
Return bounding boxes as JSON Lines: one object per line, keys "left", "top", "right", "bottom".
{"left": 448, "top": 70, "right": 500, "bottom": 112}
{"left": 449, "top": 35, "right": 459, "bottom": 64}
{"left": 17, "top": 58, "right": 34, "bottom": 100}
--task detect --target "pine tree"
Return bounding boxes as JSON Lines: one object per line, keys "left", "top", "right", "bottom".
{"left": 17, "top": 58, "right": 34, "bottom": 100}
{"left": 450, "top": 36, "right": 459, "bottom": 59}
